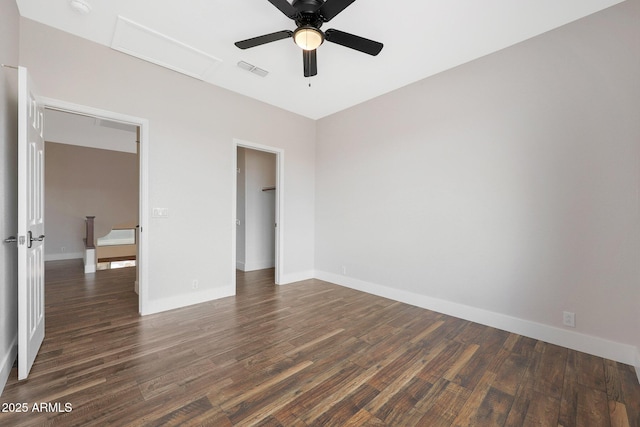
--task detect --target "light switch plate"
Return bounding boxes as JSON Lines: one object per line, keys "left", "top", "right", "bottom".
{"left": 152, "top": 207, "right": 169, "bottom": 218}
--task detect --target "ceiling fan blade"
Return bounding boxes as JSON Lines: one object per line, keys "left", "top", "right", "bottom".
{"left": 318, "top": 0, "right": 356, "bottom": 22}
{"left": 235, "top": 30, "right": 293, "bottom": 49}
{"left": 325, "top": 29, "right": 383, "bottom": 56}
{"left": 303, "top": 49, "right": 317, "bottom": 77}
{"left": 267, "top": 0, "right": 298, "bottom": 18}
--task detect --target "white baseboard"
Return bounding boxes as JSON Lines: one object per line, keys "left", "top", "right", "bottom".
{"left": 0, "top": 335, "right": 17, "bottom": 397}
{"left": 142, "top": 285, "right": 235, "bottom": 316}
{"left": 45, "top": 252, "right": 83, "bottom": 262}
{"left": 278, "top": 270, "right": 315, "bottom": 285}
{"left": 236, "top": 261, "right": 246, "bottom": 271}
{"left": 315, "top": 271, "right": 638, "bottom": 366}
{"left": 243, "top": 260, "right": 275, "bottom": 272}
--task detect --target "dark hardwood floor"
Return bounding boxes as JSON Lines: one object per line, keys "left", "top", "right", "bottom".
{"left": 1, "top": 260, "right": 638, "bottom": 426}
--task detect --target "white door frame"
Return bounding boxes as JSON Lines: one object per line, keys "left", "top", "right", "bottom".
{"left": 233, "top": 138, "right": 284, "bottom": 285}
{"left": 41, "top": 97, "right": 150, "bottom": 314}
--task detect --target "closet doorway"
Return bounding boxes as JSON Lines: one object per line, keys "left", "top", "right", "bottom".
{"left": 233, "top": 140, "right": 283, "bottom": 286}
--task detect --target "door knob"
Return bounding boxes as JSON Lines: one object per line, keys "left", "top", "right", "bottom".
{"left": 3, "top": 236, "right": 17, "bottom": 244}
{"left": 27, "top": 231, "right": 45, "bottom": 248}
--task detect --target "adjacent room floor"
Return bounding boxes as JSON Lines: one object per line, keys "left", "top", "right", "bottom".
{"left": 1, "top": 260, "right": 638, "bottom": 426}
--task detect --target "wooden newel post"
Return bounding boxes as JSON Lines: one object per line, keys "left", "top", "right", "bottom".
{"left": 85, "top": 216, "right": 96, "bottom": 249}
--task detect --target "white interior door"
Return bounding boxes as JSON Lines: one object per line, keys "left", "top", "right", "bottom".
{"left": 17, "top": 66, "right": 45, "bottom": 380}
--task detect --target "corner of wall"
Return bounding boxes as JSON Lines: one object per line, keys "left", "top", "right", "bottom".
{"left": 278, "top": 270, "right": 315, "bottom": 285}
{"left": 635, "top": 348, "right": 640, "bottom": 385}
{"left": 0, "top": 336, "right": 17, "bottom": 397}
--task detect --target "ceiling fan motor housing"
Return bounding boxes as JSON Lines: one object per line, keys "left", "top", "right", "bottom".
{"left": 293, "top": 0, "right": 325, "bottom": 29}
{"left": 292, "top": 0, "right": 325, "bottom": 15}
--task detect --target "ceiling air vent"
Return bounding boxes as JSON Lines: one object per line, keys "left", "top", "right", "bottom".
{"left": 237, "top": 61, "right": 269, "bottom": 77}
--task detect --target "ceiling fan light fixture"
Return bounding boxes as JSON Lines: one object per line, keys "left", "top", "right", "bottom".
{"left": 293, "top": 26, "right": 324, "bottom": 50}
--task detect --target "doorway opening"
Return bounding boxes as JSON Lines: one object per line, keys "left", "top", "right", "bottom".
{"left": 44, "top": 108, "right": 139, "bottom": 275}
{"left": 42, "top": 97, "right": 149, "bottom": 314}
{"left": 233, "top": 139, "right": 284, "bottom": 288}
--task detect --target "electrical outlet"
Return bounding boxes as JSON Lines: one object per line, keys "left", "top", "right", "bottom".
{"left": 563, "top": 311, "right": 575, "bottom": 328}
{"left": 192, "top": 280, "right": 199, "bottom": 290}
{"left": 341, "top": 266, "right": 347, "bottom": 275}
{"left": 60, "top": 247, "right": 66, "bottom": 253}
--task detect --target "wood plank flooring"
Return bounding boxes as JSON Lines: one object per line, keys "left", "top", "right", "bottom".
{"left": 1, "top": 260, "right": 639, "bottom": 426}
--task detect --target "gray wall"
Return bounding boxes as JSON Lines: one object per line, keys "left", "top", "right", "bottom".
{"left": 44, "top": 142, "right": 139, "bottom": 260}
{"left": 316, "top": 0, "right": 640, "bottom": 361}
{"left": 0, "top": 0, "right": 20, "bottom": 395}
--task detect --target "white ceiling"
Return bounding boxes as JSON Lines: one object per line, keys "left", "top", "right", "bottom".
{"left": 16, "top": 0, "right": 625, "bottom": 119}
{"left": 45, "top": 109, "right": 138, "bottom": 153}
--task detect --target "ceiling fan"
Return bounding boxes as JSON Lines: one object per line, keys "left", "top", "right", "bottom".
{"left": 235, "top": 0, "right": 383, "bottom": 77}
